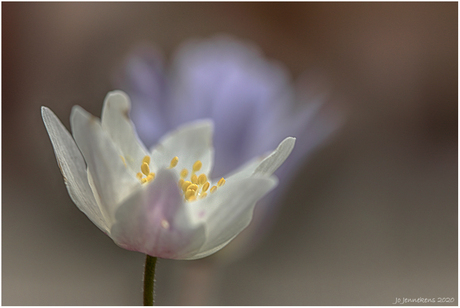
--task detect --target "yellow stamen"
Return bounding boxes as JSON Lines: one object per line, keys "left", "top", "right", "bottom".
{"left": 191, "top": 174, "right": 198, "bottom": 184}
{"left": 187, "top": 184, "right": 198, "bottom": 191}
{"left": 120, "top": 156, "right": 127, "bottom": 167}
{"left": 199, "top": 192, "right": 207, "bottom": 199}
{"left": 185, "top": 189, "right": 196, "bottom": 201}
{"left": 137, "top": 157, "right": 156, "bottom": 185}
{"left": 178, "top": 178, "right": 184, "bottom": 187}
{"left": 146, "top": 173, "right": 155, "bottom": 182}
{"left": 198, "top": 174, "right": 207, "bottom": 185}
{"left": 141, "top": 162, "right": 150, "bottom": 176}
{"left": 169, "top": 156, "right": 179, "bottom": 168}
{"left": 180, "top": 168, "right": 188, "bottom": 178}
{"left": 188, "top": 195, "right": 197, "bottom": 202}
{"left": 217, "top": 177, "right": 226, "bottom": 187}
{"left": 193, "top": 160, "right": 202, "bottom": 172}
{"left": 142, "top": 155, "right": 151, "bottom": 165}
{"left": 210, "top": 186, "right": 217, "bottom": 193}
{"left": 202, "top": 182, "right": 210, "bottom": 192}
{"left": 182, "top": 181, "right": 192, "bottom": 192}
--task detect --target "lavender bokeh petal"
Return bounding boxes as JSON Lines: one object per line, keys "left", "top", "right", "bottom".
{"left": 169, "top": 36, "right": 294, "bottom": 177}
{"left": 236, "top": 104, "right": 343, "bottom": 255}
{"left": 115, "top": 46, "right": 170, "bottom": 146}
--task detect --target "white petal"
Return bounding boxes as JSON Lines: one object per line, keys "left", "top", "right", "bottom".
{"left": 151, "top": 120, "right": 214, "bottom": 176}
{"left": 224, "top": 137, "right": 296, "bottom": 183}
{"left": 41, "top": 107, "right": 109, "bottom": 233}
{"left": 70, "top": 106, "right": 139, "bottom": 225}
{"left": 187, "top": 175, "right": 277, "bottom": 260}
{"left": 224, "top": 153, "right": 268, "bottom": 182}
{"left": 101, "top": 91, "right": 149, "bottom": 171}
{"left": 253, "top": 137, "right": 296, "bottom": 177}
{"left": 110, "top": 169, "right": 206, "bottom": 259}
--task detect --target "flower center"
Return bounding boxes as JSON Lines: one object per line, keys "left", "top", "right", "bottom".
{"left": 175, "top": 158, "right": 225, "bottom": 202}
{"left": 125, "top": 155, "right": 226, "bottom": 202}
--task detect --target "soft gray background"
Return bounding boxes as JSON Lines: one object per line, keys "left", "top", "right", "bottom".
{"left": 3, "top": 2, "right": 457, "bottom": 305}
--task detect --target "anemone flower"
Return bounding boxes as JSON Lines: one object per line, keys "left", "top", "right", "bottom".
{"left": 42, "top": 90, "right": 294, "bottom": 261}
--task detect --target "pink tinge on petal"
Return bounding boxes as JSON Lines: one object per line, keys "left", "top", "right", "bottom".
{"left": 110, "top": 169, "right": 205, "bottom": 259}
{"left": 198, "top": 210, "right": 206, "bottom": 219}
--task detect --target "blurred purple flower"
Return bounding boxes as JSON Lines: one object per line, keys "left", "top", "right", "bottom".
{"left": 114, "top": 36, "right": 341, "bottom": 258}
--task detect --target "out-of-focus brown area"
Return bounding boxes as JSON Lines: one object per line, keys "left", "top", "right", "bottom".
{"left": 2, "top": 2, "right": 457, "bottom": 305}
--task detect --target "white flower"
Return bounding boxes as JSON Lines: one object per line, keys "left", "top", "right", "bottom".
{"left": 41, "top": 91, "right": 295, "bottom": 260}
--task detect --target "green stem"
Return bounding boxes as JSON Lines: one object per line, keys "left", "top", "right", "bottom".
{"left": 143, "top": 255, "right": 157, "bottom": 306}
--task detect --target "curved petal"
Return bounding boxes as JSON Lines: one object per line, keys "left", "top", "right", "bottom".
{"left": 187, "top": 175, "right": 277, "bottom": 260}
{"left": 41, "top": 107, "right": 109, "bottom": 233}
{"left": 110, "top": 169, "right": 206, "bottom": 259}
{"left": 223, "top": 153, "right": 268, "bottom": 183}
{"left": 150, "top": 119, "right": 214, "bottom": 176}
{"left": 224, "top": 136, "right": 296, "bottom": 183}
{"left": 253, "top": 137, "right": 296, "bottom": 177}
{"left": 70, "top": 106, "right": 139, "bottom": 225}
{"left": 274, "top": 102, "right": 342, "bottom": 183}
{"left": 101, "top": 91, "right": 150, "bottom": 172}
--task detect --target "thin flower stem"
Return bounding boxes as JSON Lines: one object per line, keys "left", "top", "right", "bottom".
{"left": 143, "top": 254, "right": 157, "bottom": 306}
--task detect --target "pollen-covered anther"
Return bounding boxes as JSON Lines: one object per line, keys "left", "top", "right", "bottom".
{"left": 185, "top": 189, "right": 196, "bottom": 201}
{"left": 187, "top": 184, "right": 198, "bottom": 191}
{"left": 180, "top": 160, "right": 216, "bottom": 202}
{"left": 180, "top": 168, "right": 188, "bottom": 178}
{"left": 182, "top": 181, "right": 192, "bottom": 192}
{"left": 141, "top": 173, "right": 155, "bottom": 184}
{"left": 142, "top": 155, "right": 151, "bottom": 165}
{"left": 169, "top": 156, "right": 179, "bottom": 169}
{"left": 198, "top": 174, "right": 207, "bottom": 185}
{"left": 137, "top": 156, "right": 155, "bottom": 184}
{"left": 141, "top": 162, "right": 150, "bottom": 176}
{"left": 217, "top": 177, "right": 226, "bottom": 187}
{"left": 146, "top": 173, "right": 155, "bottom": 182}
{"left": 192, "top": 160, "right": 202, "bottom": 172}
{"left": 199, "top": 192, "right": 207, "bottom": 199}
{"left": 191, "top": 174, "right": 198, "bottom": 184}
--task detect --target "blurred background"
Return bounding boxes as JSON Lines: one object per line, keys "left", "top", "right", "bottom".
{"left": 2, "top": 2, "right": 457, "bottom": 305}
